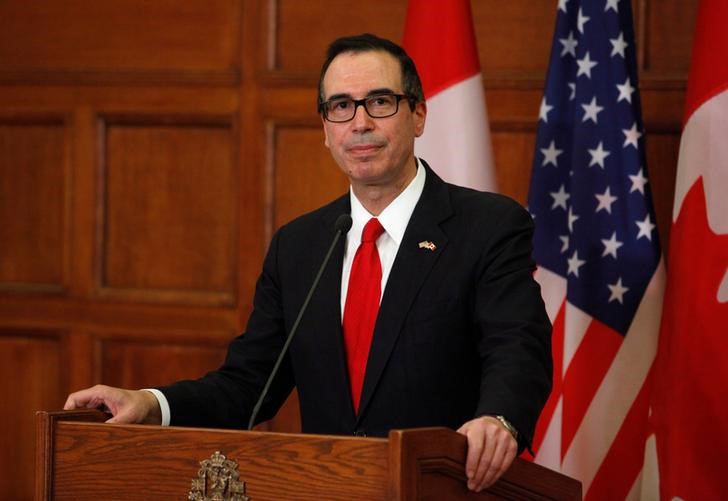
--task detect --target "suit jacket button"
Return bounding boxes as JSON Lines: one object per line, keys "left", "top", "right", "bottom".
{"left": 354, "top": 430, "right": 367, "bottom": 437}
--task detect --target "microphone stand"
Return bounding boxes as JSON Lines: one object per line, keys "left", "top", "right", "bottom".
{"left": 247, "top": 214, "right": 352, "bottom": 430}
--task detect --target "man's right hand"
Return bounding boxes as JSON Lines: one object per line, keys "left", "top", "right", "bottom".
{"left": 63, "top": 384, "right": 162, "bottom": 425}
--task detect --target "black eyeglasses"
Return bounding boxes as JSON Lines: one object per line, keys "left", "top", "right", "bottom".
{"left": 319, "top": 93, "right": 413, "bottom": 123}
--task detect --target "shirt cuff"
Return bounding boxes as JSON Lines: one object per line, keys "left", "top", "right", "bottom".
{"left": 142, "top": 388, "right": 170, "bottom": 426}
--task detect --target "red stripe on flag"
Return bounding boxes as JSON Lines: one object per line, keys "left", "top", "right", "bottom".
{"left": 402, "top": 0, "right": 480, "bottom": 97}
{"left": 584, "top": 373, "right": 653, "bottom": 501}
{"left": 526, "top": 300, "right": 565, "bottom": 457}
{"left": 561, "top": 319, "right": 622, "bottom": 459}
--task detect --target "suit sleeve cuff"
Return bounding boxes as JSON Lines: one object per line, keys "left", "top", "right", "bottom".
{"left": 142, "top": 388, "right": 170, "bottom": 426}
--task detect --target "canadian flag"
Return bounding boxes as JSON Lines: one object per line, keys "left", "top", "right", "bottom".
{"left": 647, "top": 0, "right": 728, "bottom": 498}
{"left": 402, "top": 0, "right": 496, "bottom": 192}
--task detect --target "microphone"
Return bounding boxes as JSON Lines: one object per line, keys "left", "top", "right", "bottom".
{"left": 247, "top": 214, "right": 352, "bottom": 430}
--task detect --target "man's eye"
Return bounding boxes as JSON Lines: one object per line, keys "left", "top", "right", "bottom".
{"left": 332, "top": 100, "right": 352, "bottom": 110}
{"left": 369, "top": 95, "right": 396, "bottom": 108}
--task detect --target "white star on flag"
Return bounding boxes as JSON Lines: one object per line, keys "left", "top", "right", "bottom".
{"left": 560, "top": 31, "right": 579, "bottom": 57}
{"left": 559, "top": 235, "right": 570, "bottom": 253}
{"left": 604, "top": 0, "right": 620, "bottom": 13}
{"left": 622, "top": 122, "right": 642, "bottom": 148}
{"left": 616, "top": 77, "right": 635, "bottom": 103}
{"left": 601, "top": 231, "right": 624, "bottom": 258}
{"left": 595, "top": 186, "right": 618, "bottom": 213}
{"left": 540, "top": 97, "right": 554, "bottom": 122}
{"left": 607, "top": 277, "right": 629, "bottom": 303}
{"left": 577, "top": 7, "right": 590, "bottom": 33}
{"left": 567, "top": 250, "right": 586, "bottom": 276}
{"left": 588, "top": 141, "right": 611, "bottom": 168}
{"left": 541, "top": 140, "right": 563, "bottom": 166}
{"left": 568, "top": 206, "right": 579, "bottom": 232}
{"left": 576, "top": 51, "right": 598, "bottom": 78}
{"left": 635, "top": 214, "right": 656, "bottom": 240}
{"left": 629, "top": 167, "right": 648, "bottom": 194}
{"left": 581, "top": 96, "right": 604, "bottom": 123}
{"left": 550, "top": 184, "right": 571, "bottom": 210}
{"left": 610, "top": 32, "right": 628, "bottom": 57}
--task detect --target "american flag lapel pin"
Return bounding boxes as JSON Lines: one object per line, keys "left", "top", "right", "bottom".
{"left": 418, "top": 240, "right": 436, "bottom": 251}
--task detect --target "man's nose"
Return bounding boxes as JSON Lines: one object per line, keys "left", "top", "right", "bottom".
{"left": 351, "top": 103, "right": 375, "bottom": 131}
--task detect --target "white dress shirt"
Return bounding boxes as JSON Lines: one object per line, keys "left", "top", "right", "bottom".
{"left": 340, "top": 160, "right": 426, "bottom": 314}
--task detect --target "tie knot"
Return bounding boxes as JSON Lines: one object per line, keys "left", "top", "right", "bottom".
{"left": 361, "top": 218, "right": 385, "bottom": 243}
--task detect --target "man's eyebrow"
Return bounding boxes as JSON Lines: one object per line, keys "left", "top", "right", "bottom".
{"left": 326, "top": 93, "right": 352, "bottom": 101}
{"left": 325, "top": 88, "right": 397, "bottom": 101}
{"left": 366, "top": 88, "right": 396, "bottom": 96}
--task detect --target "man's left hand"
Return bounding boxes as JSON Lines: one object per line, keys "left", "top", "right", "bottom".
{"left": 457, "top": 415, "right": 518, "bottom": 492}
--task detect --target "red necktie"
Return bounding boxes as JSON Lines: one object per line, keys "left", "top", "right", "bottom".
{"left": 343, "top": 218, "right": 385, "bottom": 414}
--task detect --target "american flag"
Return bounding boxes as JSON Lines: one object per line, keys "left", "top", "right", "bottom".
{"left": 527, "top": 1, "right": 665, "bottom": 498}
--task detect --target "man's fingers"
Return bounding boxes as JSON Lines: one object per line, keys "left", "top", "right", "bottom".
{"left": 471, "top": 430, "right": 498, "bottom": 490}
{"left": 458, "top": 423, "right": 483, "bottom": 483}
{"left": 477, "top": 435, "right": 514, "bottom": 490}
{"left": 63, "top": 385, "right": 116, "bottom": 413}
{"left": 63, "top": 387, "right": 97, "bottom": 410}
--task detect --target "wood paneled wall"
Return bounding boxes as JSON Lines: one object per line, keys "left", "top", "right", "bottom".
{"left": 0, "top": 1, "right": 695, "bottom": 498}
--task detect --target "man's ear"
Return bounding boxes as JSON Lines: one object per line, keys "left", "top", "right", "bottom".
{"left": 322, "top": 117, "right": 330, "bottom": 148}
{"left": 413, "top": 101, "right": 427, "bottom": 138}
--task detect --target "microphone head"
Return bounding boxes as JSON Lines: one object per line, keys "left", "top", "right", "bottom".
{"left": 335, "top": 214, "right": 353, "bottom": 234}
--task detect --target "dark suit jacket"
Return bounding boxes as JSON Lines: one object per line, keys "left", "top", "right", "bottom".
{"left": 160, "top": 163, "right": 552, "bottom": 449}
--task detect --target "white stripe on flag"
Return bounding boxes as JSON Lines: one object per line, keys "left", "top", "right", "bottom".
{"left": 563, "top": 302, "right": 592, "bottom": 372}
{"left": 673, "top": 89, "right": 728, "bottom": 233}
{"left": 534, "top": 266, "right": 566, "bottom": 322}
{"left": 638, "top": 433, "right": 660, "bottom": 499}
{"left": 534, "top": 397, "right": 563, "bottom": 471}
{"left": 415, "top": 74, "right": 496, "bottom": 191}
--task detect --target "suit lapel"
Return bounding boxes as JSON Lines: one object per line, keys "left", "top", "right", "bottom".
{"left": 356, "top": 165, "right": 453, "bottom": 421}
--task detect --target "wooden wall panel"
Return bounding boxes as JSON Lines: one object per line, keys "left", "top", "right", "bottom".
{"left": 0, "top": 330, "right": 65, "bottom": 499}
{"left": 473, "top": 1, "right": 554, "bottom": 80}
{"left": 0, "top": 0, "right": 242, "bottom": 82}
{"left": 99, "top": 334, "right": 229, "bottom": 389}
{"left": 644, "top": 131, "right": 681, "bottom": 248}
{"left": 269, "top": 0, "right": 406, "bottom": 73}
{"left": 0, "top": 120, "right": 67, "bottom": 292}
{"left": 270, "top": 124, "right": 348, "bottom": 228}
{"left": 642, "top": 0, "right": 697, "bottom": 75}
{"left": 100, "top": 120, "right": 238, "bottom": 304}
{"left": 491, "top": 131, "right": 538, "bottom": 206}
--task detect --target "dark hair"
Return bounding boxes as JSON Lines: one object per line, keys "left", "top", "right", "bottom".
{"left": 317, "top": 33, "right": 425, "bottom": 113}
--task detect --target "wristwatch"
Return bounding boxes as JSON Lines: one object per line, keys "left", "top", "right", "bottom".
{"left": 489, "top": 415, "right": 518, "bottom": 440}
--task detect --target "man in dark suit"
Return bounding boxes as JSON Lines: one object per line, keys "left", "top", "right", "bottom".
{"left": 65, "top": 33, "right": 551, "bottom": 492}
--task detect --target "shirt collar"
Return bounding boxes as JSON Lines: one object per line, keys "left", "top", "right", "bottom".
{"left": 348, "top": 158, "right": 426, "bottom": 244}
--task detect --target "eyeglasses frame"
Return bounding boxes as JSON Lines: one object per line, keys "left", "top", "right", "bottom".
{"left": 319, "top": 93, "right": 417, "bottom": 123}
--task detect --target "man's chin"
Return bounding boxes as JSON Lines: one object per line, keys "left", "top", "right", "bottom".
{"left": 344, "top": 163, "right": 386, "bottom": 182}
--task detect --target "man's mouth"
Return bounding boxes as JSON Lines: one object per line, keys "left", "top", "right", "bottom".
{"left": 348, "top": 144, "right": 382, "bottom": 153}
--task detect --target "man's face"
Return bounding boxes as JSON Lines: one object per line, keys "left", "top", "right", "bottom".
{"left": 321, "top": 50, "right": 426, "bottom": 190}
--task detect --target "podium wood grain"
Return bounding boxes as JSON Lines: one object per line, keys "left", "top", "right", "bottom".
{"left": 37, "top": 410, "right": 581, "bottom": 500}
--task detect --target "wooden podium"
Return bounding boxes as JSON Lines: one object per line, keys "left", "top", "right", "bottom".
{"left": 36, "top": 410, "right": 580, "bottom": 500}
